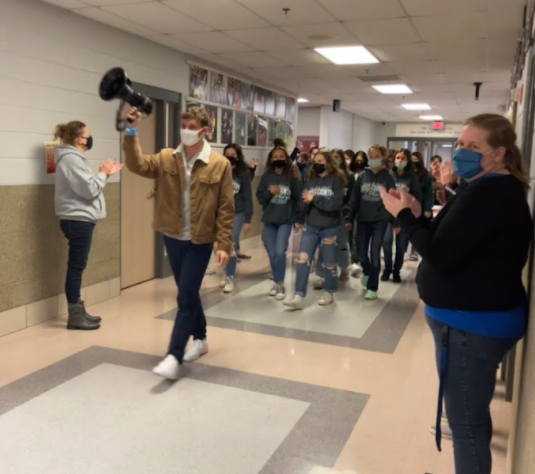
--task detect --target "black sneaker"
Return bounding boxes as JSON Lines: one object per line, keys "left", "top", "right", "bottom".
{"left": 237, "top": 253, "right": 252, "bottom": 260}
{"left": 380, "top": 271, "right": 391, "bottom": 282}
{"left": 393, "top": 273, "right": 402, "bottom": 284}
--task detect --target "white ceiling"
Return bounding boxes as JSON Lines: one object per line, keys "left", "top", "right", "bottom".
{"left": 41, "top": 0, "right": 526, "bottom": 122}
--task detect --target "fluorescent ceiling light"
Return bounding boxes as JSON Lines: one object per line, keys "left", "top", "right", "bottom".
{"left": 419, "top": 115, "right": 443, "bottom": 120}
{"left": 373, "top": 84, "right": 413, "bottom": 94}
{"left": 402, "top": 103, "right": 431, "bottom": 110}
{"left": 441, "top": 144, "right": 453, "bottom": 147}
{"left": 297, "top": 98, "right": 309, "bottom": 103}
{"left": 314, "top": 46, "right": 379, "bottom": 65}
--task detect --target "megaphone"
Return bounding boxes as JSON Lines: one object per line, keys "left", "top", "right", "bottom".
{"left": 99, "top": 67, "right": 153, "bottom": 131}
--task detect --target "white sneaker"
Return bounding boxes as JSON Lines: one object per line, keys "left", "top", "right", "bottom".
{"left": 313, "top": 278, "right": 325, "bottom": 290}
{"left": 275, "top": 284, "right": 286, "bottom": 301}
{"left": 339, "top": 269, "right": 350, "bottom": 281}
{"left": 283, "top": 295, "right": 304, "bottom": 310}
{"left": 223, "top": 277, "right": 234, "bottom": 293}
{"left": 318, "top": 292, "right": 334, "bottom": 306}
{"left": 183, "top": 339, "right": 209, "bottom": 363}
{"left": 152, "top": 354, "right": 181, "bottom": 380}
{"left": 350, "top": 263, "right": 362, "bottom": 278}
{"left": 269, "top": 284, "right": 278, "bottom": 297}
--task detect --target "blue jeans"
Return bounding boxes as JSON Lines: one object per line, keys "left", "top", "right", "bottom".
{"left": 296, "top": 226, "right": 339, "bottom": 297}
{"left": 262, "top": 223, "right": 292, "bottom": 284}
{"left": 164, "top": 237, "right": 213, "bottom": 362}
{"left": 316, "top": 223, "right": 350, "bottom": 277}
{"left": 383, "top": 222, "right": 408, "bottom": 274}
{"left": 226, "top": 212, "right": 246, "bottom": 277}
{"left": 60, "top": 220, "right": 95, "bottom": 304}
{"left": 356, "top": 220, "right": 388, "bottom": 292}
{"left": 427, "top": 316, "right": 519, "bottom": 474}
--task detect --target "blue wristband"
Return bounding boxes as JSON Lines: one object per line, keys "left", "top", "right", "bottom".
{"left": 125, "top": 126, "right": 137, "bottom": 136}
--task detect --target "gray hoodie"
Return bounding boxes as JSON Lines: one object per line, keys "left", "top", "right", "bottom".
{"left": 54, "top": 145, "right": 107, "bottom": 222}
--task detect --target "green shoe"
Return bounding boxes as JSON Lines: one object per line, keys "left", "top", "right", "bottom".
{"left": 361, "top": 275, "right": 369, "bottom": 287}
{"left": 365, "top": 290, "right": 378, "bottom": 301}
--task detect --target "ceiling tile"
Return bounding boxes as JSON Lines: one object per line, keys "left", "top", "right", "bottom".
{"left": 412, "top": 14, "right": 487, "bottom": 42}
{"left": 225, "top": 27, "right": 305, "bottom": 51}
{"left": 265, "top": 49, "right": 331, "bottom": 66}
{"left": 145, "top": 35, "right": 209, "bottom": 55}
{"left": 162, "top": 0, "right": 270, "bottom": 30}
{"left": 369, "top": 43, "right": 431, "bottom": 62}
{"left": 191, "top": 53, "right": 243, "bottom": 68}
{"left": 280, "top": 22, "right": 360, "bottom": 48}
{"left": 170, "top": 31, "right": 253, "bottom": 53}
{"left": 102, "top": 3, "right": 212, "bottom": 34}
{"left": 389, "top": 61, "right": 439, "bottom": 75}
{"left": 427, "top": 41, "right": 486, "bottom": 61}
{"left": 83, "top": 0, "right": 152, "bottom": 5}
{"left": 75, "top": 7, "right": 159, "bottom": 36}
{"left": 401, "top": 0, "right": 487, "bottom": 16}
{"left": 317, "top": 0, "right": 406, "bottom": 20}
{"left": 345, "top": 18, "right": 421, "bottom": 45}
{"left": 42, "top": 0, "right": 88, "bottom": 8}
{"left": 218, "top": 51, "right": 281, "bottom": 68}
{"left": 235, "top": 0, "right": 337, "bottom": 26}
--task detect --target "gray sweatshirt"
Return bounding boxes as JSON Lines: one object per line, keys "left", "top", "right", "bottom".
{"left": 300, "top": 174, "right": 345, "bottom": 229}
{"left": 54, "top": 145, "right": 107, "bottom": 223}
{"left": 256, "top": 172, "right": 301, "bottom": 225}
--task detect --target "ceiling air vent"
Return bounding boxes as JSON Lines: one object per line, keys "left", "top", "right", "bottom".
{"left": 354, "top": 75, "right": 401, "bottom": 82}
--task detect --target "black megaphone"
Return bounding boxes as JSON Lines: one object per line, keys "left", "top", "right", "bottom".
{"left": 99, "top": 67, "right": 153, "bottom": 131}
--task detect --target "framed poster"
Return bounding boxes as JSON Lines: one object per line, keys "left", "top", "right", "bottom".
{"left": 275, "top": 94, "right": 286, "bottom": 118}
{"left": 257, "top": 115, "right": 268, "bottom": 147}
{"left": 268, "top": 118, "right": 277, "bottom": 147}
{"left": 235, "top": 111, "right": 247, "bottom": 146}
{"left": 254, "top": 87, "right": 266, "bottom": 114}
{"left": 240, "top": 82, "right": 254, "bottom": 111}
{"left": 209, "top": 72, "right": 227, "bottom": 104}
{"left": 204, "top": 105, "right": 219, "bottom": 143}
{"left": 189, "top": 65, "right": 209, "bottom": 101}
{"left": 227, "top": 77, "right": 241, "bottom": 108}
{"left": 276, "top": 120, "right": 287, "bottom": 144}
{"left": 221, "top": 109, "right": 233, "bottom": 144}
{"left": 286, "top": 97, "right": 296, "bottom": 121}
{"left": 247, "top": 114, "right": 258, "bottom": 146}
{"left": 265, "top": 90, "right": 275, "bottom": 116}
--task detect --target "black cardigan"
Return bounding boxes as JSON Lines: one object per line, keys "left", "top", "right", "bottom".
{"left": 398, "top": 175, "right": 532, "bottom": 312}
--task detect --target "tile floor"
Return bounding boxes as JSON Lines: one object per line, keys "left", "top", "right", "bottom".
{"left": 0, "top": 242, "right": 512, "bottom": 474}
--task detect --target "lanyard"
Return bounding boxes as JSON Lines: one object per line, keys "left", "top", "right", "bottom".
{"left": 435, "top": 324, "right": 450, "bottom": 452}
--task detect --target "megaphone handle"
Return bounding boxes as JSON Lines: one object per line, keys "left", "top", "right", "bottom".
{"left": 115, "top": 108, "right": 126, "bottom": 132}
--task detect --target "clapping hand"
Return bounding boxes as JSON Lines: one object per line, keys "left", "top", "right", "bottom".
{"left": 379, "top": 187, "right": 421, "bottom": 219}
{"left": 302, "top": 189, "right": 314, "bottom": 203}
{"left": 100, "top": 158, "right": 123, "bottom": 176}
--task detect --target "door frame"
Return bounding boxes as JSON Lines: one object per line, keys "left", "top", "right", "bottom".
{"left": 124, "top": 82, "right": 181, "bottom": 280}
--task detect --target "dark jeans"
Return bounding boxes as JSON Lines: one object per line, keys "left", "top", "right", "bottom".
{"left": 356, "top": 220, "right": 388, "bottom": 292}
{"left": 427, "top": 316, "right": 519, "bottom": 474}
{"left": 164, "top": 237, "right": 213, "bottom": 363}
{"left": 349, "top": 219, "right": 359, "bottom": 264}
{"left": 60, "top": 220, "right": 95, "bottom": 305}
{"left": 262, "top": 223, "right": 292, "bottom": 284}
{"left": 383, "top": 222, "right": 408, "bottom": 274}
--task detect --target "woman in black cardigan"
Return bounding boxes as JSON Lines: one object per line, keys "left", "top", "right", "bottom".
{"left": 380, "top": 114, "right": 532, "bottom": 474}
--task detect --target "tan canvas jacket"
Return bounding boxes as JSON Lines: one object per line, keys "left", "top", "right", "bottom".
{"left": 123, "top": 135, "right": 235, "bottom": 254}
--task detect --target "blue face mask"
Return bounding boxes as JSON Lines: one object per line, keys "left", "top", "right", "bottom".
{"left": 453, "top": 148, "right": 485, "bottom": 179}
{"left": 396, "top": 161, "right": 407, "bottom": 170}
{"left": 368, "top": 159, "right": 383, "bottom": 169}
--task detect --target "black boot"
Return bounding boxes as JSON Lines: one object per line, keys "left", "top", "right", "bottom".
{"left": 67, "top": 304, "right": 100, "bottom": 330}
{"left": 80, "top": 301, "right": 102, "bottom": 323}
{"left": 393, "top": 272, "right": 402, "bottom": 284}
{"left": 380, "top": 271, "right": 391, "bottom": 282}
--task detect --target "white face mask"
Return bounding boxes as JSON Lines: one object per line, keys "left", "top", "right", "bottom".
{"left": 180, "top": 128, "right": 204, "bottom": 147}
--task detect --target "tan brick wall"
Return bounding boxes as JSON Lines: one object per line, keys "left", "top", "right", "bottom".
{"left": 0, "top": 184, "right": 120, "bottom": 313}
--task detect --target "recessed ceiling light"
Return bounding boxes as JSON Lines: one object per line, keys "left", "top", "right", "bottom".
{"left": 297, "top": 98, "right": 309, "bottom": 103}
{"left": 419, "top": 115, "right": 443, "bottom": 120}
{"left": 373, "top": 84, "right": 413, "bottom": 94}
{"left": 314, "top": 46, "right": 379, "bottom": 65}
{"left": 402, "top": 103, "right": 431, "bottom": 110}
{"left": 441, "top": 144, "right": 453, "bottom": 147}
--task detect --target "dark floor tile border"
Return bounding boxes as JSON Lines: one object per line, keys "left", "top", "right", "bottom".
{"left": 0, "top": 346, "right": 369, "bottom": 474}
{"left": 159, "top": 270, "right": 420, "bottom": 354}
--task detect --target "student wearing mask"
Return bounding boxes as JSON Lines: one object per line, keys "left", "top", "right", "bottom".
{"left": 380, "top": 114, "right": 532, "bottom": 474}
{"left": 346, "top": 145, "right": 395, "bottom": 300}
{"left": 257, "top": 146, "right": 301, "bottom": 300}
{"left": 301, "top": 146, "right": 320, "bottom": 185}
{"left": 54, "top": 121, "right": 123, "bottom": 331}
{"left": 124, "top": 107, "right": 234, "bottom": 379}
{"left": 344, "top": 149, "right": 355, "bottom": 169}
{"left": 349, "top": 150, "right": 368, "bottom": 175}
{"left": 409, "top": 151, "right": 434, "bottom": 261}
{"left": 284, "top": 150, "right": 346, "bottom": 310}
{"left": 382, "top": 149, "right": 421, "bottom": 283}
{"left": 314, "top": 148, "right": 354, "bottom": 289}
{"left": 221, "top": 143, "right": 253, "bottom": 293}
{"left": 296, "top": 152, "right": 310, "bottom": 176}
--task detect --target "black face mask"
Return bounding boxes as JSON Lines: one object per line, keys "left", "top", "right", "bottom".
{"left": 273, "top": 160, "right": 286, "bottom": 169}
{"left": 297, "top": 162, "right": 307, "bottom": 171}
{"left": 82, "top": 136, "right": 93, "bottom": 151}
{"left": 313, "top": 163, "right": 326, "bottom": 175}
{"left": 355, "top": 162, "right": 366, "bottom": 172}
{"left": 225, "top": 156, "right": 237, "bottom": 165}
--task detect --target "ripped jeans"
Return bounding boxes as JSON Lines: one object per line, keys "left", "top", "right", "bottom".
{"left": 295, "top": 225, "right": 339, "bottom": 297}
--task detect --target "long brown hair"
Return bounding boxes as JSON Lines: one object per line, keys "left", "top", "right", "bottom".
{"left": 54, "top": 121, "right": 86, "bottom": 145}
{"left": 465, "top": 114, "right": 530, "bottom": 190}
{"left": 265, "top": 146, "right": 294, "bottom": 178}
{"left": 310, "top": 149, "right": 348, "bottom": 186}
{"left": 332, "top": 148, "right": 352, "bottom": 184}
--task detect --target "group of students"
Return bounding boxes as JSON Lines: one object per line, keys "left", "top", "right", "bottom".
{"left": 220, "top": 140, "right": 436, "bottom": 309}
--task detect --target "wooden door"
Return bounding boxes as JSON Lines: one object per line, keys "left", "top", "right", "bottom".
{"left": 121, "top": 113, "right": 156, "bottom": 289}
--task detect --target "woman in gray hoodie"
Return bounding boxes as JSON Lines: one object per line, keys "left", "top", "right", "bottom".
{"left": 54, "top": 121, "right": 122, "bottom": 330}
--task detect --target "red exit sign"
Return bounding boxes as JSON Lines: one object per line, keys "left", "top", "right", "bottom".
{"left": 433, "top": 121, "right": 444, "bottom": 130}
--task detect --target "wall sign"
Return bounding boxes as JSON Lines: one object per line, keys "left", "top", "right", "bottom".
{"left": 395, "top": 123, "right": 463, "bottom": 138}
